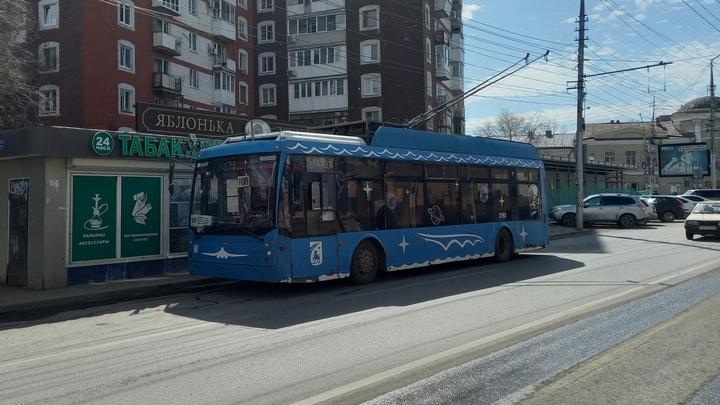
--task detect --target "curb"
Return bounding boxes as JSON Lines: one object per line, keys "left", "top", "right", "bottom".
{"left": 549, "top": 229, "right": 595, "bottom": 240}
{"left": 0, "top": 278, "right": 237, "bottom": 322}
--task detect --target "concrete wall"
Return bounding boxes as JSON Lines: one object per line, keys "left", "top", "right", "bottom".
{"left": 43, "top": 157, "right": 69, "bottom": 288}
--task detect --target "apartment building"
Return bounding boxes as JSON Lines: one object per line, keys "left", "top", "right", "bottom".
{"left": 33, "top": 0, "right": 252, "bottom": 131}
{"left": 30, "top": 0, "right": 464, "bottom": 134}
{"left": 253, "top": 0, "right": 465, "bottom": 133}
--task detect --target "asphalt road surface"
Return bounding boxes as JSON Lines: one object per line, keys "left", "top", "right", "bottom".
{"left": 1, "top": 222, "right": 719, "bottom": 405}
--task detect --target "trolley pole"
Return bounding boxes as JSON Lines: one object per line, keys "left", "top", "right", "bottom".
{"left": 575, "top": 0, "right": 586, "bottom": 231}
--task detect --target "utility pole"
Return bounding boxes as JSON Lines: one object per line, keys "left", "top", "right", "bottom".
{"left": 649, "top": 96, "right": 656, "bottom": 194}
{"left": 575, "top": 0, "right": 586, "bottom": 231}
{"left": 710, "top": 55, "right": 718, "bottom": 189}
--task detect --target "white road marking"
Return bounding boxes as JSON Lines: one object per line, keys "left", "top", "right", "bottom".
{"left": 291, "top": 261, "right": 720, "bottom": 405}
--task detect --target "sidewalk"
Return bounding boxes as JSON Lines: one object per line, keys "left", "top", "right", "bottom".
{"left": 0, "top": 273, "right": 232, "bottom": 319}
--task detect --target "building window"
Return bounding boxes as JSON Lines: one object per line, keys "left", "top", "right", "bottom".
{"left": 38, "top": 0, "right": 59, "bottom": 30}
{"left": 258, "top": 0, "right": 273, "bottom": 12}
{"left": 238, "top": 0, "right": 246, "bottom": 9}
{"left": 605, "top": 151, "right": 615, "bottom": 163}
{"left": 211, "top": 0, "right": 235, "bottom": 22}
{"left": 259, "top": 84, "right": 276, "bottom": 106}
{"left": 118, "top": 40, "right": 135, "bottom": 73}
{"left": 239, "top": 82, "right": 248, "bottom": 104}
{"left": 38, "top": 42, "right": 59, "bottom": 73}
{"left": 214, "top": 71, "right": 235, "bottom": 92}
{"left": 237, "top": 16, "right": 248, "bottom": 40}
{"left": 258, "top": 21, "right": 274, "bottom": 43}
{"left": 288, "top": 14, "right": 345, "bottom": 35}
{"left": 425, "top": 37, "right": 432, "bottom": 62}
{"left": 118, "top": 0, "right": 134, "bottom": 29}
{"left": 153, "top": 18, "right": 170, "bottom": 34}
{"left": 426, "top": 71, "right": 432, "bottom": 96}
{"left": 361, "top": 73, "right": 381, "bottom": 97}
{"left": 118, "top": 83, "right": 135, "bottom": 115}
{"left": 157, "top": 0, "right": 179, "bottom": 13}
{"left": 188, "top": 32, "right": 197, "bottom": 52}
{"left": 359, "top": 5, "right": 379, "bottom": 31}
{"left": 154, "top": 58, "right": 169, "bottom": 74}
{"left": 293, "top": 79, "right": 344, "bottom": 99}
{"left": 188, "top": 0, "right": 197, "bottom": 14}
{"left": 238, "top": 49, "right": 248, "bottom": 73}
{"left": 625, "top": 150, "right": 636, "bottom": 165}
{"left": 424, "top": 3, "right": 431, "bottom": 28}
{"left": 360, "top": 40, "right": 379, "bottom": 64}
{"left": 38, "top": 85, "right": 59, "bottom": 116}
{"left": 258, "top": 52, "right": 275, "bottom": 74}
{"left": 189, "top": 69, "right": 199, "bottom": 88}
{"left": 362, "top": 107, "right": 382, "bottom": 122}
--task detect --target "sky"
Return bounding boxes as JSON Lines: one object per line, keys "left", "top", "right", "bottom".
{"left": 461, "top": 0, "right": 720, "bottom": 135}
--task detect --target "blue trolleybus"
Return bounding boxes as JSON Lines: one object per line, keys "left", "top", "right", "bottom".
{"left": 188, "top": 127, "right": 549, "bottom": 284}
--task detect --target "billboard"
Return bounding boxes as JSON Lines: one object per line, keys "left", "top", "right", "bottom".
{"left": 658, "top": 143, "right": 710, "bottom": 177}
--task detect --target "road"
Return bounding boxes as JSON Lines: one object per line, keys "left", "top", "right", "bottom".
{"left": 1, "top": 222, "right": 719, "bottom": 404}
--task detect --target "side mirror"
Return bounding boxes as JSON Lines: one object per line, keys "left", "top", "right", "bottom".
{"left": 583, "top": 203, "right": 590, "bottom": 208}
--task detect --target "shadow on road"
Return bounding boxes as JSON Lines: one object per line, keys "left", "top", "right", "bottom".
{"left": 159, "top": 254, "right": 589, "bottom": 329}
{"left": 2, "top": 254, "right": 586, "bottom": 330}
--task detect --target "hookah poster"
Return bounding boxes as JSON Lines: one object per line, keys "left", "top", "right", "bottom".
{"left": 71, "top": 175, "right": 117, "bottom": 262}
{"left": 120, "top": 176, "right": 161, "bottom": 258}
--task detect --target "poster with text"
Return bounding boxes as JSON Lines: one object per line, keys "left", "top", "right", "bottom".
{"left": 71, "top": 176, "right": 117, "bottom": 262}
{"left": 121, "top": 176, "right": 161, "bottom": 258}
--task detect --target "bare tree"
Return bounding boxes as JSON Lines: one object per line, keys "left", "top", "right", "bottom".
{"left": 475, "top": 108, "right": 565, "bottom": 145}
{"left": 0, "top": 0, "right": 35, "bottom": 129}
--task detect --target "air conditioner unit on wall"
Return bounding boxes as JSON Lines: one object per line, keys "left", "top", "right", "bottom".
{"left": 287, "top": 70, "right": 296, "bottom": 77}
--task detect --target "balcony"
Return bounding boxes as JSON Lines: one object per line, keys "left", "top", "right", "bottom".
{"left": 212, "top": 89, "right": 236, "bottom": 107}
{"left": 153, "top": 32, "right": 181, "bottom": 56}
{"left": 211, "top": 17, "right": 235, "bottom": 42}
{"left": 213, "top": 56, "right": 236, "bottom": 72}
{"left": 434, "top": 0, "right": 451, "bottom": 18}
{"left": 435, "top": 64, "right": 451, "bottom": 81}
{"left": 153, "top": 72, "right": 182, "bottom": 94}
{"left": 152, "top": 0, "right": 180, "bottom": 16}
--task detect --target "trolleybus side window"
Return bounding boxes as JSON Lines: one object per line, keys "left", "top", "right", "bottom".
{"left": 383, "top": 162, "right": 424, "bottom": 229}
{"left": 492, "top": 168, "right": 513, "bottom": 221}
{"left": 425, "top": 163, "right": 461, "bottom": 226}
{"left": 306, "top": 156, "right": 341, "bottom": 236}
{"left": 337, "top": 157, "right": 383, "bottom": 231}
{"left": 516, "top": 168, "right": 542, "bottom": 220}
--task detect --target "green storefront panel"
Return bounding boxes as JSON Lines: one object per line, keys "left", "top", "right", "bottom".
{"left": 71, "top": 175, "right": 117, "bottom": 262}
{"left": 120, "top": 176, "right": 161, "bottom": 258}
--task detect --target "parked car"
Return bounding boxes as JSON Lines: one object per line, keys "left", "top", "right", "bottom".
{"left": 680, "top": 194, "right": 707, "bottom": 203}
{"left": 640, "top": 198, "right": 657, "bottom": 221}
{"left": 673, "top": 195, "right": 698, "bottom": 212}
{"left": 683, "top": 189, "right": 720, "bottom": 199}
{"left": 684, "top": 201, "right": 720, "bottom": 240}
{"left": 645, "top": 196, "right": 688, "bottom": 222}
{"left": 550, "top": 194, "right": 649, "bottom": 228}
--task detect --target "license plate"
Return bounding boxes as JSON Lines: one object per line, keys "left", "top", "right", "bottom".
{"left": 699, "top": 226, "right": 717, "bottom": 230}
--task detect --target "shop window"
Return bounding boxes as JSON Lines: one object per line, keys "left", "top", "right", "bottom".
{"left": 169, "top": 178, "right": 192, "bottom": 254}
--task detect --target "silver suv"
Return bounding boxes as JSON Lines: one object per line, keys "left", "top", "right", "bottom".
{"left": 550, "top": 194, "right": 649, "bottom": 228}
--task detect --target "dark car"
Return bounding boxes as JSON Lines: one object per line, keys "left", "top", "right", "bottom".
{"left": 645, "top": 196, "right": 686, "bottom": 222}
{"left": 683, "top": 189, "right": 720, "bottom": 199}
